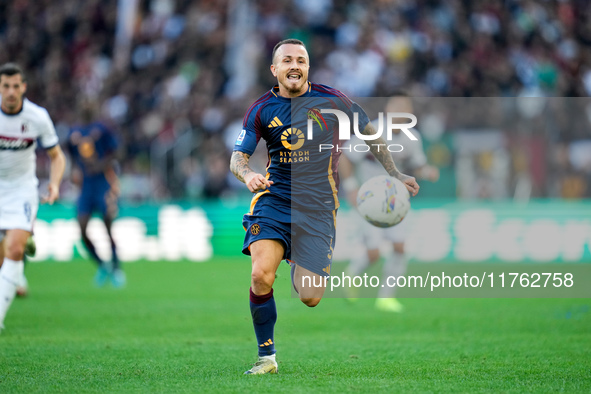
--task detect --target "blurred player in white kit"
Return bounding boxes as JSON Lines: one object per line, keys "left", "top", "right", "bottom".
{"left": 0, "top": 63, "right": 66, "bottom": 332}
{"left": 341, "top": 92, "right": 439, "bottom": 312}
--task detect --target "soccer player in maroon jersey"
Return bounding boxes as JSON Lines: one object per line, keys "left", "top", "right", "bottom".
{"left": 230, "top": 39, "right": 419, "bottom": 374}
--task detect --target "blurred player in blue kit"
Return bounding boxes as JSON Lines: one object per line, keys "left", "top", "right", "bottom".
{"left": 67, "top": 99, "right": 125, "bottom": 287}
{"left": 0, "top": 63, "right": 66, "bottom": 331}
{"left": 340, "top": 92, "right": 439, "bottom": 312}
{"left": 230, "top": 39, "right": 420, "bottom": 374}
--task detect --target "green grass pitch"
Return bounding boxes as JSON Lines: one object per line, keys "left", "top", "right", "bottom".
{"left": 1, "top": 258, "right": 590, "bottom": 393}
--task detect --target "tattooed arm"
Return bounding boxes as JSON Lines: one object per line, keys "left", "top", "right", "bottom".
{"left": 360, "top": 123, "right": 420, "bottom": 196}
{"left": 230, "top": 151, "right": 273, "bottom": 193}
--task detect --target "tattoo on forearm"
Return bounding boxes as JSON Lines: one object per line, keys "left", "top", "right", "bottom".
{"left": 361, "top": 123, "right": 401, "bottom": 178}
{"left": 230, "top": 151, "right": 254, "bottom": 183}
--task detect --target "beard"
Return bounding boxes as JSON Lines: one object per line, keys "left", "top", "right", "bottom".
{"left": 2, "top": 97, "right": 21, "bottom": 112}
{"left": 282, "top": 78, "right": 306, "bottom": 95}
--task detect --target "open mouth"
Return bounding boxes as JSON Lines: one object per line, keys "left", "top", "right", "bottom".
{"left": 287, "top": 73, "right": 301, "bottom": 81}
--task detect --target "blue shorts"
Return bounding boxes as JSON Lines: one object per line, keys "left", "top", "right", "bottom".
{"left": 78, "top": 179, "right": 118, "bottom": 218}
{"left": 242, "top": 193, "right": 336, "bottom": 277}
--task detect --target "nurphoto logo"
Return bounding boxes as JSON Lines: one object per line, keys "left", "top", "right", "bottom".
{"left": 307, "top": 110, "right": 418, "bottom": 152}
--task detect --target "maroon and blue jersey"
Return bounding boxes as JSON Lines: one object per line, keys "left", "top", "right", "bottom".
{"left": 67, "top": 122, "right": 119, "bottom": 216}
{"left": 234, "top": 82, "right": 370, "bottom": 210}
{"left": 67, "top": 122, "right": 118, "bottom": 181}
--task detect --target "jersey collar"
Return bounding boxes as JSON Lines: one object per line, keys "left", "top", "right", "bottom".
{"left": 270, "top": 82, "right": 313, "bottom": 100}
{"left": 0, "top": 99, "right": 25, "bottom": 116}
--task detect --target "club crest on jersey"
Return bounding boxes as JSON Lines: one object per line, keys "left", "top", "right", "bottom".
{"left": 306, "top": 108, "right": 327, "bottom": 132}
{"left": 21, "top": 123, "right": 29, "bottom": 133}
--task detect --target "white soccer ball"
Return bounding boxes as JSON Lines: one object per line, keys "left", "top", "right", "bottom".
{"left": 356, "top": 175, "right": 411, "bottom": 228}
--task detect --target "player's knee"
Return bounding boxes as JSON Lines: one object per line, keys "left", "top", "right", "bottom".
{"left": 393, "top": 243, "right": 405, "bottom": 254}
{"left": 251, "top": 268, "right": 275, "bottom": 288}
{"left": 368, "top": 249, "right": 380, "bottom": 264}
{"left": 6, "top": 242, "right": 25, "bottom": 260}
{"left": 300, "top": 297, "right": 321, "bottom": 307}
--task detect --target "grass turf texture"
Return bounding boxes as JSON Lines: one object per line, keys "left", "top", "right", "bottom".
{"left": 1, "top": 258, "right": 590, "bottom": 393}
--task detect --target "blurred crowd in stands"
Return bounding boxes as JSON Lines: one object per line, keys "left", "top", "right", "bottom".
{"left": 1, "top": 0, "right": 590, "bottom": 200}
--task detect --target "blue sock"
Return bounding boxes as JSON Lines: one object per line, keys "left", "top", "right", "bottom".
{"left": 249, "top": 288, "right": 277, "bottom": 356}
{"left": 110, "top": 240, "right": 120, "bottom": 270}
{"left": 83, "top": 237, "right": 104, "bottom": 267}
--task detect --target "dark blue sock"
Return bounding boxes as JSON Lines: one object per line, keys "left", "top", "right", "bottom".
{"left": 110, "top": 240, "right": 119, "bottom": 269}
{"left": 250, "top": 288, "right": 277, "bottom": 357}
{"left": 83, "top": 237, "right": 103, "bottom": 267}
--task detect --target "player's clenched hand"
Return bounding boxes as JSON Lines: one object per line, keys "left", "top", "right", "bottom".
{"left": 244, "top": 172, "right": 274, "bottom": 193}
{"left": 398, "top": 174, "right": 420, "bottom": 197}
{"left": 42, "top": 183, "right": 60, "bottom": 205}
